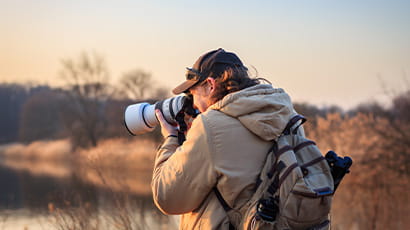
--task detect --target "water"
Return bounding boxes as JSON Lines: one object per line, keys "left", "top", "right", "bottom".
{"left": 0, "top": 160, "right": 179, "bottom": 230}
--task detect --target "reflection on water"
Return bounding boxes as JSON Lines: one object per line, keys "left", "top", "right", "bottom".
{"left": 0, "top": 209, "right": 53, "bottom": 230}
{"left": 0, "top": 139, "right": 179, "bottom": 230}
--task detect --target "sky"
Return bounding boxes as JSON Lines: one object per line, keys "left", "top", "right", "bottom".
{"left": 1, "top": 0, "right": 409, "bottom": 109}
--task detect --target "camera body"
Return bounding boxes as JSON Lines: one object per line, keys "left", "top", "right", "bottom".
{"left": 325, "top": 151, "right": 353, "bottom": 191}
{"left": 124, "top": 95, "right": 197, "bottom": 136}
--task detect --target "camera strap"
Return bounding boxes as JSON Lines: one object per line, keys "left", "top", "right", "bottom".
{"left": 174, "top": 94, "right": 198, "bottom": 145}
{"left": 177, "top": 131, "right": 186, "bottom": 145}
{"left": 175, "top": 110, "right": 187, "bottom": 145}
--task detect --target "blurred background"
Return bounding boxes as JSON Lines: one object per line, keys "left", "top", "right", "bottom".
{"left": 0, "top": 0, "right": 409, "bottom": 229}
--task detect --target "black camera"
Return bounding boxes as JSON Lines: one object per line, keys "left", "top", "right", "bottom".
{"left": 257, "top": 196, "right": 279, "bottom": 222}
{"left": 325, "top": 151, "right": 353, "bottom": 191}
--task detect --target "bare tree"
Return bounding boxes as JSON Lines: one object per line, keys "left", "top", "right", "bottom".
{"left": 151, "top": 87, "right": 170, "bottom": 100}
{"left": 118, "top": 68, "right": 171, "bottom": 102}
{"left": 59, "top": 52, "right": 112, "bottom": 148}
{"left": 119, "top": 69, "right": 153, "bottom": 100}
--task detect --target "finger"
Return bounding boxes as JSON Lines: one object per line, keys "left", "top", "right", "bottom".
{"left": 155, "top": 109, "right": 165, "bottom": 123}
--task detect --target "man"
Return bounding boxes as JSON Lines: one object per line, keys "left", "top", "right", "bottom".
{"left": 152, "top": 48, "right": 299, "bottom": 229}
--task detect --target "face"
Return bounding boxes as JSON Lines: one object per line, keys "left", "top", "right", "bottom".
{"left": 188, "top": 78, "right": 215, "bottom": 113}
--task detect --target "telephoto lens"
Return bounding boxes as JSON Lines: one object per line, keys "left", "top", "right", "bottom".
{"left": 124, "top": 95, "right": 188, "bottom": 135}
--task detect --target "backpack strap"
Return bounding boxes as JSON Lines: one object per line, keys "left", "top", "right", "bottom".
{"left": 213, "top": 187, "right": 236, "bottom": 230}
{"left": 282, "top": 114, "right": 307, "bottom": 135}
{"left": 213, "top": 187, "right": 232, "bottom": 212}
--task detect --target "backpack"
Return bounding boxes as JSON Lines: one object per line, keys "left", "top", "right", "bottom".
{"left": 214, "top": 115, "right": 336, "bottom": 230}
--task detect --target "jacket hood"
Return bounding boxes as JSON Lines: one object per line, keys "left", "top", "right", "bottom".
{"left": 208, "top": 84, "right": 296, "bottom": 141}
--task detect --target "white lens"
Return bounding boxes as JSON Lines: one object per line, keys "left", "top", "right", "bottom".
{"left": 157, "top": 95, "right": 185, "bottom": 125}
{"left": 124, "top": 95, "right": 187, "bottom": 136}
{"left": 124, "top": 103, "right": 157, "bottom": 135}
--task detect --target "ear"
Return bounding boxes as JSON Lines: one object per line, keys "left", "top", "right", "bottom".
{"left": 206, "top": 77, "right": 216, "bottom": 94}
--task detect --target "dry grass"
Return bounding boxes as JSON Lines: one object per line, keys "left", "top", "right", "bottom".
{"left": 0, "top": 139, "right": 71, "bottom": 178}
{"left": 45, "top": 138, "right": 175, "bottom": 230}
{"left": 0, "top": 139, "right": 71, "bottom": 161}
{"left": 0, "top": 138, "right": 157, "bottom": 195}
{"left": 0, "top": 211, "right": 10, "bottom": 230}
{"left": 47, "top": 196, "right": 177, "bottom": 230}
{"left": 75, "top": 138, "right": 157, "bottom": 196}
{"left": 48, "top": 201, "right": 99, "bottom": 230}
{"left": 0, "top": 158, "right": 71, "bottom": 178}
{"left": 306, "top": 113, "right": 410, "bottom": 229}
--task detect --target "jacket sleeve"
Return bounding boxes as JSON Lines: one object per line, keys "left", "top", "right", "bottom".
{"left": 151, "top": 115, "right": 218, "bottom": 215}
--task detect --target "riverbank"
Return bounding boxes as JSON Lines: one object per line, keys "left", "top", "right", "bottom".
{"left": 0, "top": 138, "right": 157, "bottom": 196}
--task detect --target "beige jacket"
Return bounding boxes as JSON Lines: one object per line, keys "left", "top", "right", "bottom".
{"left": 152, "top": 84, "right": 297, "bottom": 229}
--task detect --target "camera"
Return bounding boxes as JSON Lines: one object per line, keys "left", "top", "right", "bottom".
{"left": 325, "top": 151, "right": 353, "bottom": 191}
{"left": 257, "top": 196, "right": 279, "bottom": 222}
{"left": 124, "top": 95, "right": 197, "bottom": 135}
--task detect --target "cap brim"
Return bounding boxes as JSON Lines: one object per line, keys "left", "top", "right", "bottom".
{"left": 172, "top": 79, "right": 199, "bottom": 95}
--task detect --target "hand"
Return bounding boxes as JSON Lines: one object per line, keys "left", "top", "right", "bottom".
{"left": 155, "top": 109, "right": 178, "bottom": 138}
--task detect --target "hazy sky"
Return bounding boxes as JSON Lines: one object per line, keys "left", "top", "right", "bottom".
{"left": 1, "top": 0, "right": 409, "bottom": 109}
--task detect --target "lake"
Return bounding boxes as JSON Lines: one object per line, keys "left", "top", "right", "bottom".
{"left": 0, "top": 144, "right": 179, "bottom": 230}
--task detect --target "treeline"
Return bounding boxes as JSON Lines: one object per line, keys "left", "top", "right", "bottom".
{"left": 0, "top": 51, "right": 408, "bottom": 153}
{"left": 0, "top": 52, "right": 170, "bottom": 148}
{"left": 2, "top": 79, "right": 408, "bottom": 148}
{"left": 0, "top": 83, "right": 166, "bottom": 148}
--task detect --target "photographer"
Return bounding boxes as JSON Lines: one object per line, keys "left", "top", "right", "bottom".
{"left": 152, "top": 48, "right": 300, "bottom": 229}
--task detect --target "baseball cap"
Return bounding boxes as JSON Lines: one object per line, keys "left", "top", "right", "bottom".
{"left": 172, "top": 48, "right": 246, "bottom": 94}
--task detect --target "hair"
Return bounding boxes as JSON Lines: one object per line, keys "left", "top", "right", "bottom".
{"left": 206, "top": 64, "right": 260, "bottom": 104}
